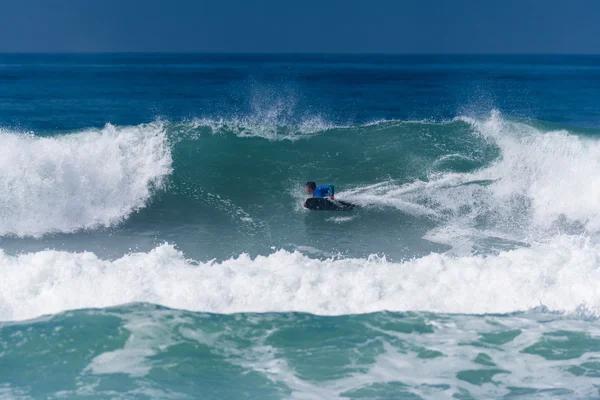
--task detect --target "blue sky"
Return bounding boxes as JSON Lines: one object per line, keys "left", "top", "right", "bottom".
{"left": 1, "top": 0, "right": 598, "bottom": 53}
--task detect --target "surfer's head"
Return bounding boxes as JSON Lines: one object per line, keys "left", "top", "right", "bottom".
{"left": 306, "top": 181, "right": 316, "bottom": 195}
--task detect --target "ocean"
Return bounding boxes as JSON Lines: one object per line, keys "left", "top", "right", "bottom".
{"left": 1, "top": 54, "right": 600, "bottom": 399}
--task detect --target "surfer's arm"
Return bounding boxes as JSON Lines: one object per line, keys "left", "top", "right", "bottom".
{"left": 328, "top": 185, "right": 334, "bottom": 199}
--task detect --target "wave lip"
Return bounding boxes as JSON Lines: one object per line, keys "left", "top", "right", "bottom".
{"left": 0, "top": 122, "right": 172, "bottom": 237}
{"left": 1, "top": 235, "right": 599, "bottom": 322}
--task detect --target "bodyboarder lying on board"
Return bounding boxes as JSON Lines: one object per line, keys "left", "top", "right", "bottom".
{"left": 304, "top": 181, "right": 334, "bottom": 207}
{"left": 306, "top": 181, "right": 334, "bottom": 199}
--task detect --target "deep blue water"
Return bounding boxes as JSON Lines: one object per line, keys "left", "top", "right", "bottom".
{"left": 2, "top": 54, "right": 600, "bottom": 132}
{"left": 1, "top": 54, "right": 600, "bottom": 399}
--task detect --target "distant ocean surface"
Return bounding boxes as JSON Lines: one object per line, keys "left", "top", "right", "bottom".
{"left": 1, "top": 54, "right": 600, "bottom": 399}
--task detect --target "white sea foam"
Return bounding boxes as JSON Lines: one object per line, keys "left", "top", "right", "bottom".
{"left": 462, "top": 111, "right": 600, "bottom": 232}
{"left": 0, "top": 122, "right": 172, "bottom": 237}
{"left": 325, "top": 216, "right": 356, "bottom": 223}
{"left": 332, "top": 315, "right": 600, "bottom": 399}
{"left": 1, "top": 234, "right": 600, "bottom": 322}
{"left": 74, "top": 307, "right": 600, "bottom": 399}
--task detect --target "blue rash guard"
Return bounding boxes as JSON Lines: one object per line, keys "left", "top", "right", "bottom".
{"left": 313, "top": 184, "right": 334, "bottom": 198}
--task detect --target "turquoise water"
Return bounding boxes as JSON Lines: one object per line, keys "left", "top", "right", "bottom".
{"left": 2, "top": 306, "right": 600, "bottom": 399}
{"left": 1, "top": 55, "right": 600, "bottom": 399}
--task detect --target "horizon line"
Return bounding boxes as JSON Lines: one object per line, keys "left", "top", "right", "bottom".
{"left": 1, "top": 51, "right": 599, "bottom": 56}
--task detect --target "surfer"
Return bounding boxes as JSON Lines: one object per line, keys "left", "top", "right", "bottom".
{"left": 306, "top": 182, "right": 334, "bottom": 199}
{"left": 304, "top": 182, "right": 335, "bottom": 207}
{"left": 303, "top": 182, "right": 356, "bottom": 210}
{"left": 304, "top": 181, "right": 334, "bottom": 207}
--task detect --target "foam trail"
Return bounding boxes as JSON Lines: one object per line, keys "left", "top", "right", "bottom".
{"left": 0, "top": 123, "right": 172, "bottom": 237}
{"left": 340, "top": 112, "right": 600, "bottom": 250}
{"left": 1, "top": 235, "right": 600, "bottom": 321}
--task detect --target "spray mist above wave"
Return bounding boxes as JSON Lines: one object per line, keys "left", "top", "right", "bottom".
{"left": 1, "top": 235, "right": 600, "bottom": 322}
{"left": 185, "top": 115, "right": 339, "bottom": 141}
{"left": 181, "top": 86, "right": 344, "bottom": 140}
{"left": 0, "top": 122, "right": 172, "bottom": 237}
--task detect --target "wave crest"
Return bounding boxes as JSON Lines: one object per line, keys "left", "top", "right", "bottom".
{"left": 0, "top": 122, "right": 172, "bottom": 237}
{"left": 2, "top": 235, "right": 599, "bottom": 321}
